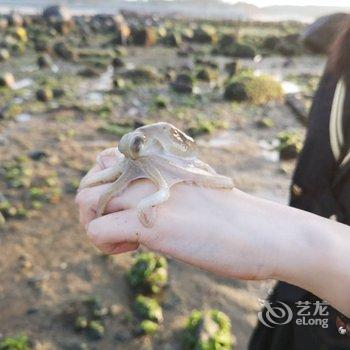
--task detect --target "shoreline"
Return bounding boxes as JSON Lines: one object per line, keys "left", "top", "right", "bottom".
{"left": 0, "top": 2, "right": 315, "bottom": 22}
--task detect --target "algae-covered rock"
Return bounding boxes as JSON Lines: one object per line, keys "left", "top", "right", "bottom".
{"left": 256, "top": 117, "right": 274, "bottom": 129}
{"left": 139, "top": 320, "right": 159, "bottom": 336}
{"left": 277, "top": 131, "right": 302, "bottom": 160}
{"left": 224, "top": 60, "right": 239, "bottom": 76}
{"left": 164, "top": 32, "right": 182, "bottom": 47}
{"left": 43, "top": 5, "right": 72, "bottom": 23}
{"left": 122, "top": 66, "right": 160, "bottom": 82}
{"left": 87, "top": 320, "right": 105, "bottom": 340}
{"left": 196, "top": 67, "right": 216, "bottom": 82}
{"left": 127, "top": 252, "right": 168, "bottom": 294}
{"left": 112, "top": 56, "right": 125, "bottom": 68}
{"left": 213, "top": 33, "right": 237, "bottom": 55}
{"left": 53, "top": 41, "right": 76, "bottom": 61}
{"left": 224, "top": 71, "right": 283, "bottom": 104}
{"left": 171, "top": 73, "right": 194, "bottom": 94}
{"left": 231, "top": 43, "right": 256, "bottom": 58}
{"left": 37, "top": 54, "right": 52, "bottom": 69}
{"left": 7, "top": 12, "right": 23, "bottom": 27}
{"left": 131, "top": 26, "right": 158, "bottom": 46}
{"left": 112, "top": 77, "right": 126, "bottom": 89}
{"left": 0, "top": 48, "right": 10, "bottom": 61}
{"left": 183, "top": 310, "right": 235, "bottom": 350}
{"left": 36, "top": 88, "right": 53, "bottom": 102}
{"left": 78, "top": 67, "right": 101, "bottom": 78}
{"left": 0, "top": 334, "right": 29, "bottom": 350}
{"left": 193, "top": 25, "right": 217, "bottom": 44}
{"left": 134, "top": 295, "right": 163, "bottom": 323}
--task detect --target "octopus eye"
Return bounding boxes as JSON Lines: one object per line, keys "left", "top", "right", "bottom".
{"left": 131, "top": 135, "right": 144, "bottom": 155}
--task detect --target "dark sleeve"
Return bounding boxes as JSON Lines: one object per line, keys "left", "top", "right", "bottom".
{"left": 289, "top": 70, "right": 341, "bottom": 218}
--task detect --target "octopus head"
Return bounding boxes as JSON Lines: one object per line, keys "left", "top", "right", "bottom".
{"left": 118, "top": 122, "right": 195, "bottom": 159}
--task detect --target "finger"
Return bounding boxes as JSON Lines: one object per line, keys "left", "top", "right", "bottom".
{"left": 76, "top": 180, "right": 157, "bottom": 226}
{"left": 86, "top": 209, "right": 145, "bottom": 245}
{"left": 77, "top": 183, "right": 127, "bottom": 227}
{"left": 96, "top": 147, "right": 122, "bottom": 169}
{"left": 96, "top": 242, "right": 139, "bottom": 254}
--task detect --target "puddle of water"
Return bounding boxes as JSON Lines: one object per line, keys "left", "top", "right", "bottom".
{"left": 15, "top": 113, "right": 32, "bottom": 123}
{"left": 197, "top": 130, "right": 238, "bottom": 148}
{"left": 259, "top": 139, "right": 280, "bottom": 163}
{"left": 12, "top": 78, "right": 34, "bottom": 90}
{"left": 21, "top": 65, "right": 36, "bottom": 73}
{"left": 85, "top": 91, "right": 104, "bottom": 105}
{"left": 94, "top": 65, "right": 113, "bottom": 91}
{"left": 281, "top": 81, "right": 301, "bottom": 94}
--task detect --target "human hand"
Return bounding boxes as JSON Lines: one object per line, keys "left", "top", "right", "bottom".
{"left": 76, "top": 148, "right": 275, "bottom": 281}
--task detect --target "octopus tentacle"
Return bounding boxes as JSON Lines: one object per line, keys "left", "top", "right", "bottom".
{"left": 137, "top": 162, "right": 170, "bottom": 227}
{"left": 152, "top": 156, "right": 234, "bottom": 189}
{"left": 79, "top": 164, "right": 123, "bottom": 190}
{"left": 96, "top": 165, "right": 144, "bottom": 217}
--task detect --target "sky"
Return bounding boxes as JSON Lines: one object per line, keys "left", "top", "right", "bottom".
{"left": 223, "top": 0, "right": 350, "bottom": 6}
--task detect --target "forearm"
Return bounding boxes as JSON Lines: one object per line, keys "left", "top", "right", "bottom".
{"left": 229, "top": 189, "right": 350, "bottom": 317}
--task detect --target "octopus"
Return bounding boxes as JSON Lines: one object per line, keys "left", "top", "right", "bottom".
{"left": 80, "top": 122, "right": 234, "bottom": 227}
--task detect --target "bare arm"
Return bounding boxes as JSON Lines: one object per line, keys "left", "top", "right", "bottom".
{"left": 76, "top": 151, "right": 350, "bottom": 317}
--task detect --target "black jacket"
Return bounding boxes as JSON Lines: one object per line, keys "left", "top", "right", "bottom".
{"left": 249, "top": 70, "right": 350, "bottom": 350}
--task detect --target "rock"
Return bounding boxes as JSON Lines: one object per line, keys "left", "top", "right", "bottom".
{"left": 232, "top": 43, "right": 256, "bottom": 58}
{"left": 78, "top": 67, "right": 101, "bottom": 78}
{"left": 112, "top": 77, "right": 126, "bottom": 89}
{"left": 0, "top": 17, "right": 8, "bottom": 31}
{"left": 0, "top": 49, "right": 10, "bottom": 62}
{"left": 36, "top": 88, "right": 53, "bottom": 102}
{"left": 183, "top": 310, "right": 235, "bottom": 350}
{"left": 196, "top": 68, "right": 215, "bottom": 82}
{"left": 134, "top": 295, "right": 163, "bottom": 323}
{"left": 194, "top": 58, "right": 218, "bottom": 69}
{"left": 170, "top": 73, "right": 194, "bottom": 94}
{"left": 278, "top": 131, "right": 302, "bottom": 160}
{"left": 37, "top": 54, "right": 52, "bottom": 69}
{"left": 114, "top": 47, "right": 127, "bottom": 57}
{"left": 138, "top": 320, "right": 159, "bottom": 336}
{"left": 262, "top": 35, "right": 282, "bottom": 51}
{"left": 53, "top": 41, "right": 76, "bottom": 61}
{"left": 131, "top": 26, "right": 158, "bottom": 46}
{"left": 224, "top": 60, "right": 239, "bottom": 76}
{"left": 224, "top": 72, "right": 283, "bottom": 104}
{"left": 224, "top": 81, "right": 248, "bottom": 102}
{"left": 43, "top": 5, "right": 72, "bottom": 23}
{"left": 53, "top": 88, "right": 65, "bottom": 98}
{"left": 256, "top": 117, "right": 274, "bottom": 128}
{"left": 28, "top": 150, "right": 48, "bottom": 161}
{"left": 193, "top": 25, "right": 217, "bottom": 44}
{"left": 214, "top": 33, "right": 237, "bottom": 54}
{"left": 127, "top": 252, "right": 168, "bottom": 294}
{"left": 301, "top": 13, "right": 350, "bottom": 53}
{"left": 34, "top": 36, "right": 51, "bottom": 53}
{"left": 0, "top": 73, "right": 15, "bottom": 88}
{"left": 278, "top": 34, "right": 303, "bottom": 57}
{"left": 122, "top": 66, "right": 160, "bottom": 82}
{"left": 113, "top": 15, "right": 131, "bottom": 45}
{"left": 285, "top": 93, "right": 309, "bottom": 125}
{"left": 112, "top": 56, "right": 124, "bottom": 68}
{"left": 213, "top": 41, "right": 256, "bottom": 58}
{"left": 7, "top": 12, "right": 23, "bottom": 27}
{"left": 87, "top": 321, "right": 105, "bottom": 340}
{"left": 164, "top": 32, "right": 182, "bottom": 47}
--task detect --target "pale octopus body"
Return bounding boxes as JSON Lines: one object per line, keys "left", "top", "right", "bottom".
{"left": 80, "top": 122, "right": 234, "bottom": 227}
